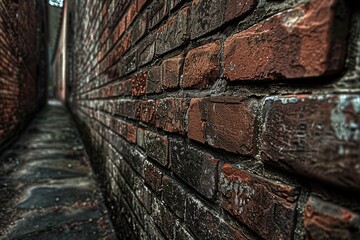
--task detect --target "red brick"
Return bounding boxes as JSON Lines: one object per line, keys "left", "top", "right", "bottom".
{"left": 131, "top": 71, "right": 148, "bottom": 96}
{"left": 224, "top": 0, "right": 257, "bottom": 23}
{"left": 115, "top": 32, "right": 131, "bottom": 57}
{"left": 114, "top": 119, "right": 128, "bottom": 138}
{"left": 126, "top": 3, "right": 138, "bottom": 28}
{"left": 261, "top": 95, "right": 360, "bottom": 189}
{"left": 188, "top": 97, "right": 256, "bottom": 156}
{"left": 162, "top": 55, "right": 183, "bottom": 90}
{"left": 219, "top": 163, "right": 299, "bottom": 240}
{"left": 137, "top": 0, "right": 150, "bottom": 12}
{"left": 304, "top": 197, "right": 360, "bottom": 239}
{"left": 113, "top": 17, "right": 126, "bottom": 43}
{"left": 127, "top": 124, "right": 137, "bottom": 143}
{"left": 224, "top": 0, "right": 349, "bottom": 81}
{"left": 144, "top": 159, "right": 163, "bottom": 192}
{"left": 188, "top": 99, "right": 205, "bottom": 143}
{"left": 137, "top": 100, "right": 156, "bottom": 123}
{"left": 183, "top": 41, "right": 220, "bottom": 89}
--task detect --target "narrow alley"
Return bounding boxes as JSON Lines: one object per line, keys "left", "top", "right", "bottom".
{"left": 0, "top": 100, "right": 115, "bottom": 239}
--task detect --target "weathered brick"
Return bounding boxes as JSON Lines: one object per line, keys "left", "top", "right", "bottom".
{"left": 170, "top": 138, "right": 218, "bottom": 199}
{"left": 219, "top": 163, "right": 299, "bottom": 240}
{"left": 188, "top": 97, "right": 256, "bottom": 156}
{"left": 162, "top": 55, "right": 183, "bottom": 90}
{"left": 126, "top": 2, "right": 138, "bottom": 27}
{"left": 169, "top": 0, "right": 185, "bottom": 11}
{"left": 224, "top": 0, "right": 349, "bottom": 81}
{"left": 137, "top": 100, "right": 156, "bottom": 123}
{"left": 131, "top": 13, "right": 148, "bottom": 44}
{"left": 188, "top": 99, "right": 205, "bottom": 143}
{"left": 183, "top": 41, "right": 221, "bottom": 89}
{"left": 144, "top": 214, "right": 166, "bottom": 240}
{"left": 127, "top": 124, "right": 137, "bottom": 143}
{"left": 137, "top": 0, "right": 150, "bottom": 12}
{"left": 224, "top": 0, "right": 257, "bottom": 23}
{"left": 155, "top": 98, "right": 188, "bottom": 134}
{"left": 304, "top": 196, "right": 360, "bottom": 240}
{"left": 185, "top": 194, "right": 252, "bottom": 239}
{"left": 173, "top": 219, "right": 195, "bottom": 240}
{"left": 111, "top": 133, "right": 146, "bottom": 176}
{"left": 155, "top": 7, "right": 189, "bottom": 56}
{"left": 139, "top": 33, "right": 156, "bottom": 66}
{"left": 113, "top": 17, "right": 126, "bottom": 43}
{"left": 151, "top": 198, "right": 177, "bottom": 239}
{"left": 137, "top": 127, "right": 145, "bottom": 149}
{"left": 118, "top": 51, "right": 137, "bottom": 77}
{"left": 188, "top": 0, "right": 255, "bottom": 39}
{"left": 261, "top": 95, "right": 360, "bottom": 189}
{"left": 138, "top": 184, "right": 154, "bottom": 214}
{"left": 144, "top": 130, "right": 169, "bottom": 166}
{"left": 144, "top": 159, "right": 163, "bottom": 192}
{"left": 147, "top": 0, "right": 169, "bottom": 29}
{"left": 116, "top": 79, "right": 132, "bottom": 96}
{"left": 162, "top": 175, "right": 187, "bottom": 218}
{"left": 146, "top": 65, "right": 162, "bottom": 94}
{"left": 190, "top": 0, "right": 225, "bottom": 39}
{"left": 132, "top": 71, "right": 148, "bottom": 96}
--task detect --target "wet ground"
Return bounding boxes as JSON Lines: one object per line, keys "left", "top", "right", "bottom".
{"left": 0, "top": 100, "right": 116, "bottom": 240}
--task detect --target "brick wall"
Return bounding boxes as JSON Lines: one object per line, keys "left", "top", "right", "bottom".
{"left": 68, "top": 0, "right": 360, "bottom": 239}
{"left": 0, "top": 0, "right": 47, "bottom": 149}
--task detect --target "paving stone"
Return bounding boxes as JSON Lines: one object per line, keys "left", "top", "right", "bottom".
{"left": 0, "top": 100, "right": 116, "bottom": 239}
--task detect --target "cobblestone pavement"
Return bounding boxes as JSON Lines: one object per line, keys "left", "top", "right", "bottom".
{"left": 0, "top": 100, "right": 116, "bottom": 240}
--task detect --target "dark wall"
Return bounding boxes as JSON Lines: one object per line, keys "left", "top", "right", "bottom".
{"left": 69, "top": 0, "right": 360, "bottom": 239}
{"left": 0, "top": 0, "right": 48, "bottom": 149}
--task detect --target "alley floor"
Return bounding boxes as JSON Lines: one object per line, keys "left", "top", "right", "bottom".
{"left": 0, "top": 100, "right": 116, "bottom": 240}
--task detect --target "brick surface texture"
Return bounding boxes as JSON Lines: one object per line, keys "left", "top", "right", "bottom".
{"left": 67, "top": 0, "right": 360, "bottom": 239}
{"left": 0, "top": 1, "right": 47, "bottom": 148}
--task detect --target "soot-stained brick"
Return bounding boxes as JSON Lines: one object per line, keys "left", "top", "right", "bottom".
{"left": 144, "top": 130, "right": 169, "bottom": 166}
{"left": 304, "top": 196, "right": 360, "bottom": 240}
{"left": 219, "top": 163, "right": 299, "bottom": 240}
{"left": 144, "top": 159, "right": 163, "bottom": 193}
{"left": 261, "top": 95, "right": 360, "bottom": 189}
{"left": 162, "top": 175, "right": 187, "bottom": 218}
{"left": 146, "top": 65, "right": 162, "bottom": 94}
{"left": 185, "top": 194, "right": 252, "bottom": 239}
{"left": 155, "top": 98, "right": 188, "bottom": 134}
{"left": 170, "top": 138, "right": 218, "bottom": 199}
{"left": 155, "top": 7, "right": 189, "bottom": 56}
